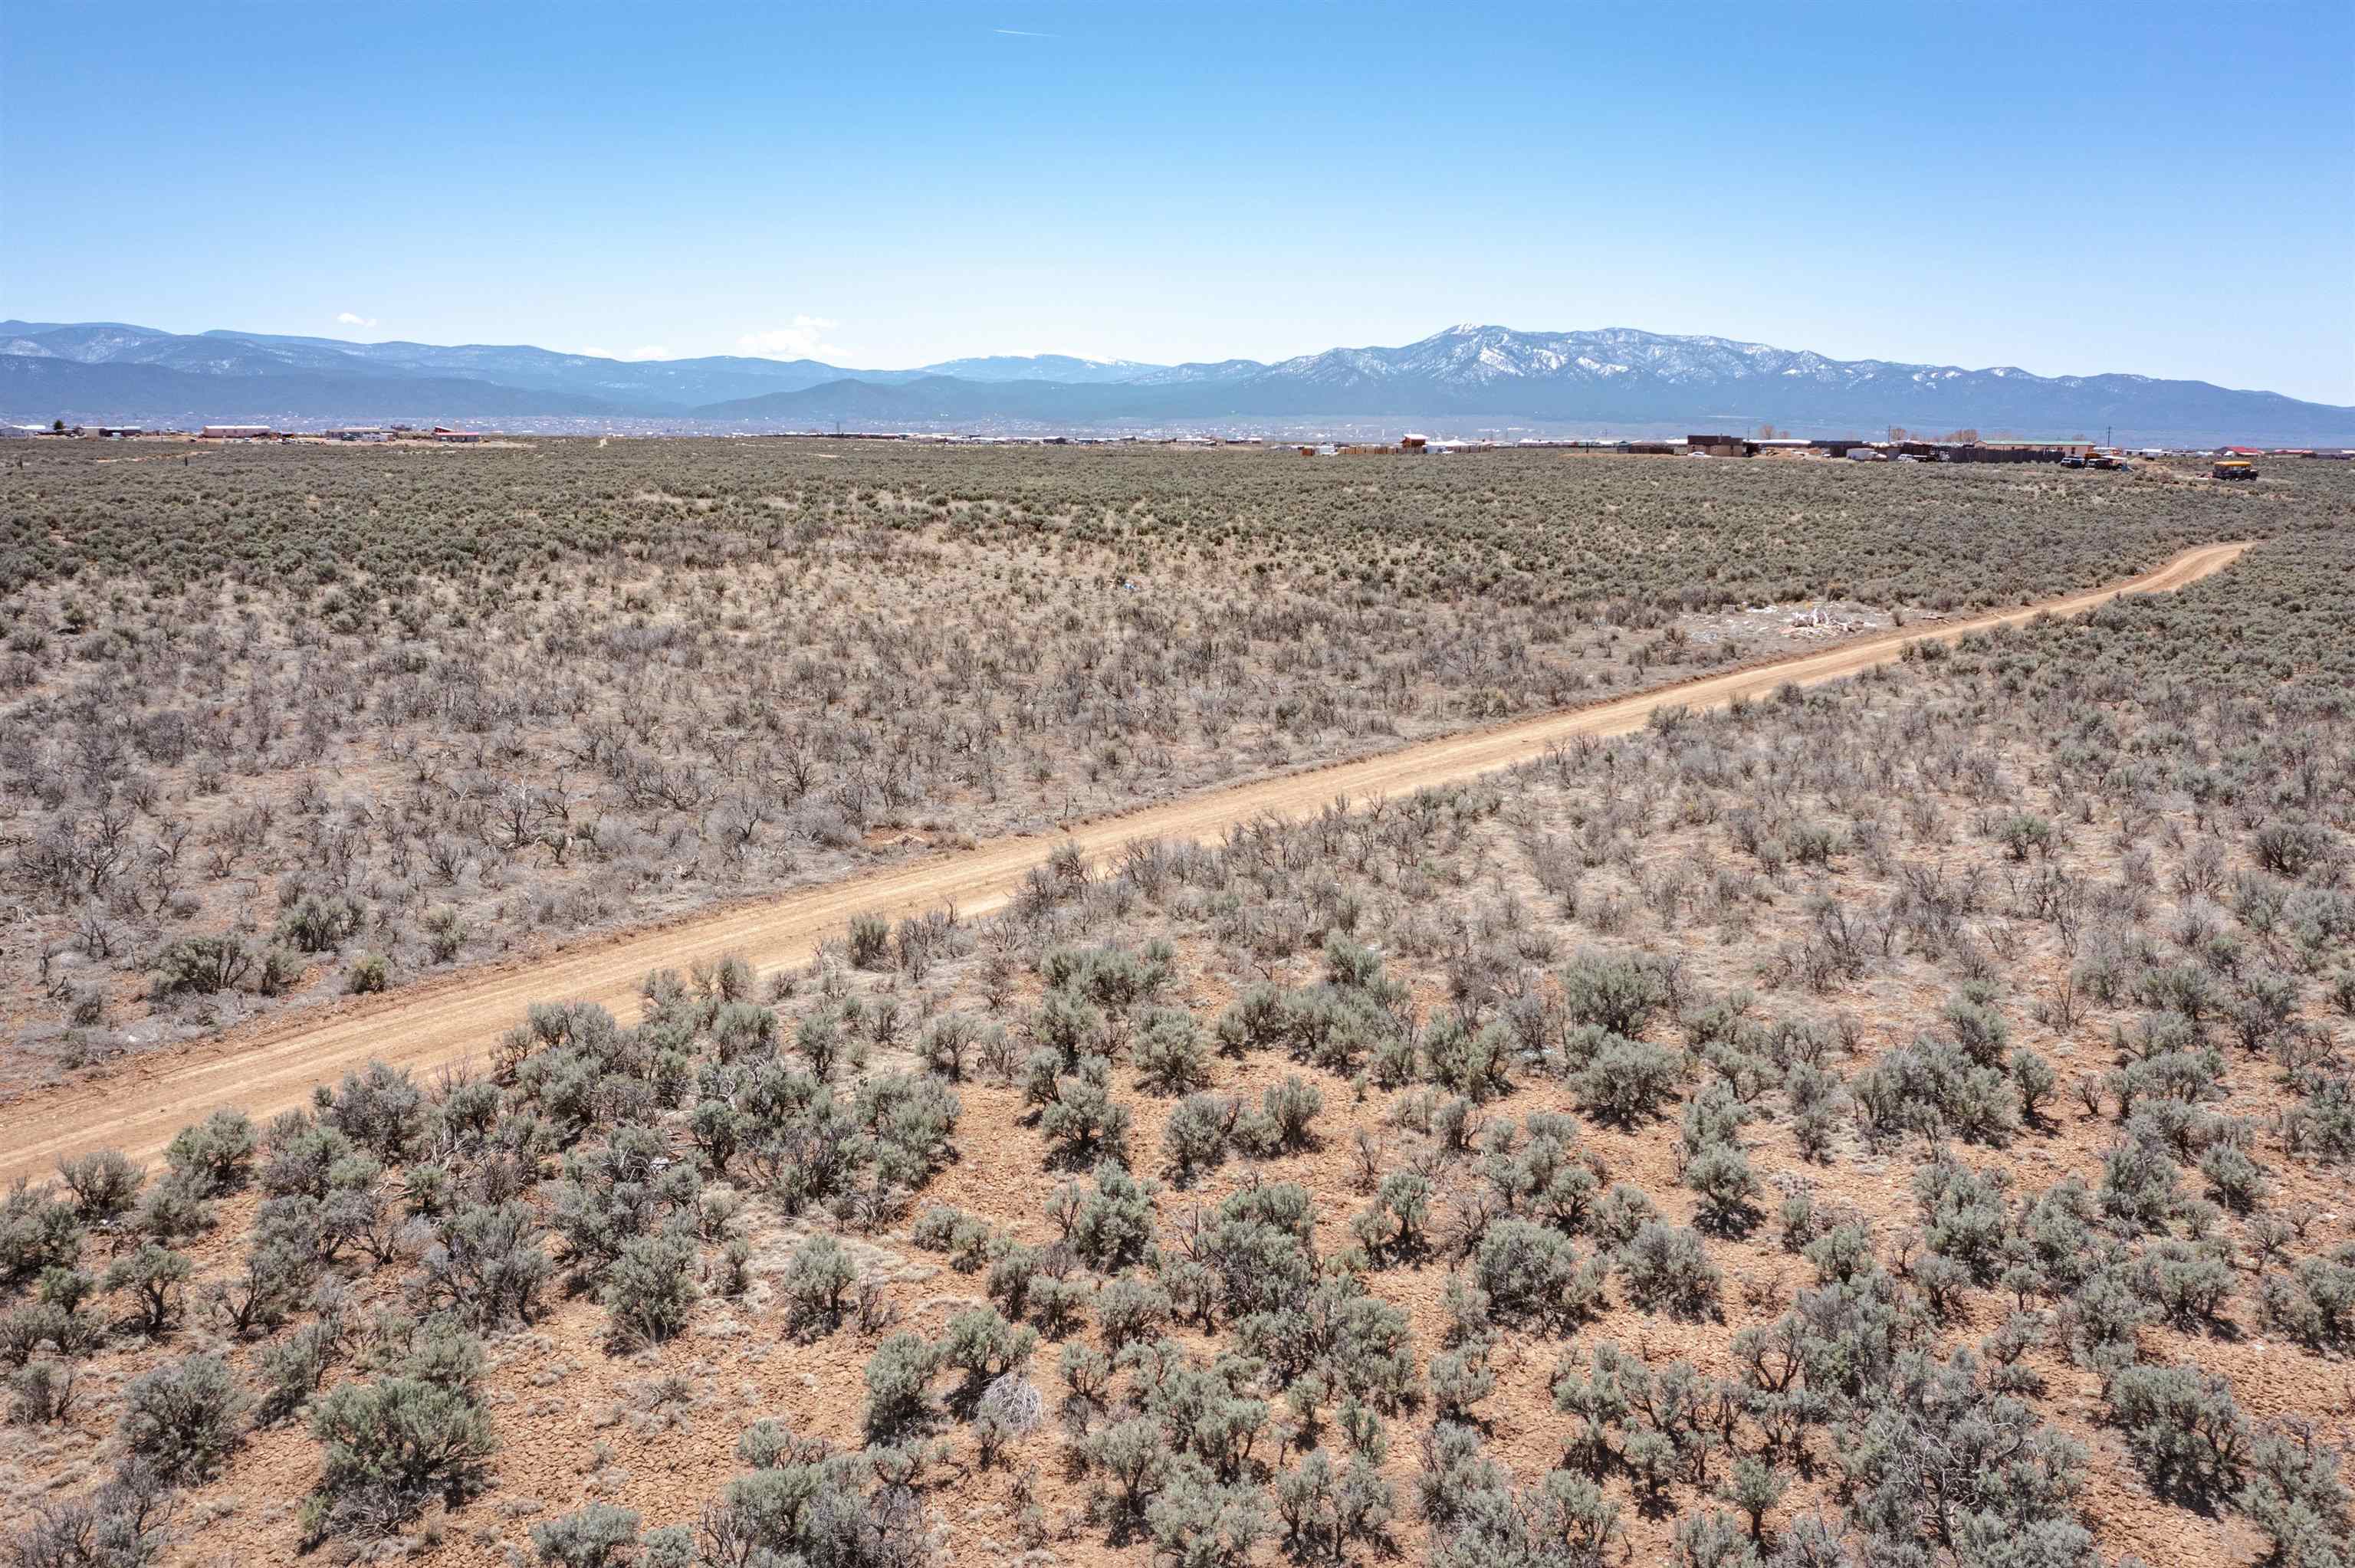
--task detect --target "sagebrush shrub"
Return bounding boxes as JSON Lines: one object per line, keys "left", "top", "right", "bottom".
{"left": 120, "top": 1353, "right": 246, "bottom": 1481}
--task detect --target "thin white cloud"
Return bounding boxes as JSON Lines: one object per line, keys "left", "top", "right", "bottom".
{"left": 335, "top": 311, "right": 378, "bottom": 328}
{"left": 737, "top": 316, "right": 842, "bottom": 361}
{"left": 994, "top": 28, "right": 1055, "bottom": 36}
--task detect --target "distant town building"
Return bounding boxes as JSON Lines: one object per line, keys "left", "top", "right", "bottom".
{"left": 1976, "top": 440, "right": 2095, "bottom": 460}
{"left": 199, "top": 424, "right": 271, "bottom": 439}
{"left": 431, "top": 427, "right": 484, "bottom": 443}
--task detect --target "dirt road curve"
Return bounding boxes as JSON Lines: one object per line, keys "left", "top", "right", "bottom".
{"left": 1, "top": 541, "right": 2249, "bottom": 1183}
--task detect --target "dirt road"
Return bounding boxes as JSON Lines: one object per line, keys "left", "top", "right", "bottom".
{"left": 0, "top": 541, "right": 2248, "bottom": 1183}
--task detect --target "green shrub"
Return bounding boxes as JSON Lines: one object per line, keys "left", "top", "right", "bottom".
{"left": 2234, "top": 1422, "right": 2353, "bottom": 1568}
{"left": 1066, "top": 1160, "right": 1159, "bottom": 1271}
{"left": 2133, "top": 1238, "right": 2235, "bottom": 1330}
{"left": 1133, "top": 1007, "right": 1212, "bottom": 1095}
{"left": 1683, "top": 1144, "right": 1760, "bottom": 1236}
{"left": 1416, "top": 1421, "right": 1507, "bottom": 1527}
{"left": 941, "top": 1305, "right": 1038, "bottom": 1410}
{"left": 1240, "top": 1074, "right": 1324, "bottom": 1154}
{"left": 2108, "top": 1363, "right": 2249, "bottom": 1503}
{"left": 863, "top": 1331, "right": 942, "bottom": 1438}
{"left": 1162, "top": 1091, "right": 1238, "bottom": 1183}
{"left": 1559, "top": 953, "right": 1672, "bottom": 1036}
{"left": 305, "top": 1370, "right": 497, "bottom": 1540}
{"left": 2098, "top": 1136, "right": 2181, "bottom": 1235}
{"left": 1274, "top": 1447, "right": 1395, "bottom": 1559}
{"left": 407, "top": 1201, "right": 553, "bottom": 1328}
{"left": 1423, "top": 1015, "right": 1513, "bottom": 1103}
{"left": 1589, "top": 1183, "right": 1661, "bottom": 1252}
{"left": 255, "top": 1319, "right": 346, "bottom": 1426}
{"left": 277, "top": 892, "right": 366, "bottom": 953}
{"left": 780, "top": 1235, "right": 859, "bottom": 1337}
{"left": 1853, "top": 1037, "right": 2017, "bottom": 1146}
{"left": 0, "top": 1184, "right": 84, "bottom": 1287}
{"left": 2255, "top": 1244, "right": 2355, "bottom": 1350}
{"left": 165, "top": 1107, "right": 258, "bottom": 1196}
{"left": 1941, "top": 996, "right": 2012, "bottom": 1067}
{"left": 911, "top": 1203, "right": 992, "bottom": 1271}
{"left": 1473, "top": 1219, "right": 1602, "bottom": 1330}
{"left": 422, "top": 906, "right": 468, "bottom": 963}
{"left": 2011, "top": 1048, "right": 2058, "bottom": 1124}
{"left": 324, "top": 1058, "right": 425, "bottom": 1161}
{"left": 1913, "top": 1155, "right": 2011, "bottom": 1285}
{"left": 120, "top": 1352, "right": 246, "bottom": 1481}
{"left": 1670, "top": 1509, "right": 1750, "bottom": 1568}
{"left": 152, "top": 933, "right": 254, "bottom": 995}
{"left": 1429, "top": 1343, "right": 1496, "bottom": 1421}
{"left": 55, "top": 1149, "right": 144, "bottom": 1222}
{"left": 1617, "top": 1222, "right": 1722, "bottom": 1321}
{"left": 12, "top": 1465, "right": 175, "bottom": 1566}
{"left": 1836, "top": 1347, "right": 2088, "bottom": 1559}
{"left": 1086, "top": 1413, "right": 1173, "bottom": 1521}
{"left": 8, "top": 1358, "right": 78, "bottom": 1425}
{"left": 1353, "top": 1169, "right": 1434, "bottom": 1265}
{"left": 1039, "top": 1055, "right": 1132, "bottom": 1168}
{"left": 532, "top": 1502, "right": 643, "bottom": 1567}
{"left": 847, "top": 913, "right": 891, "bottom": 969}
{"left": 1093, "top": 1274, "right": 1171, "bottom": 1350}
{"left": 1145, "top": 1460, "right": 1271, "bottom": 1567}
{"left": 1997, "top": 814, "right": 2056, "bottom": 861}
{"left": 602, "top": 1231, "right": 699, "bottom": 1348}
{"left": 1574, "top": 1036, "right": 1683, "bottom": 1125}
{"left": 103, "top": 1243, "right": 192, "bottom": 1333}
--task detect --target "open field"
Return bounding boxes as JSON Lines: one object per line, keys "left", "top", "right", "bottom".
{"left": 0, "top": 441, "right": 2313, "bottom": 1069}
{"left": 0, "top": 444, "right": 2350, "bottom": 1568}
{"left": 0, "top": 540, "right": 2252, "bottom": 1188}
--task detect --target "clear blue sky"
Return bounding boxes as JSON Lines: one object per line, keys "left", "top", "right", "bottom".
{"left": 5, "top": 0, "right": 2350, "bottom": 402}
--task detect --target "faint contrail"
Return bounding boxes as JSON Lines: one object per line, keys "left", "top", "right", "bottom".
{"left": 993, "top": 28, "right": 1056, "bottom": 37}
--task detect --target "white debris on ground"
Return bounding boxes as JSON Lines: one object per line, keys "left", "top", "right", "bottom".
{"left": 1775, "top": 602, "right": 1880, "bottom": 640}
{"left": 1680, "top": 599, "right": 1899, "bottom": 647}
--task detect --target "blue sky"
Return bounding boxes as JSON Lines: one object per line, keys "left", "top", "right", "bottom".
{"left": 4, "top": 1, "right": 2350, "bottom": 402}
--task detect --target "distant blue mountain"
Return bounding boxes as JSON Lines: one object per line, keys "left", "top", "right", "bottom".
{"left": 0, "top": 354, "right": 626, "bottom": 422}
{"left": 5, "top": 319, "right": 2347, "bottom": 444}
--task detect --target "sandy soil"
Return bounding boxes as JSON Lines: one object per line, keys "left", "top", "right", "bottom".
{"left": 0, "top": 542, "right": 2250, "bottom": 1186}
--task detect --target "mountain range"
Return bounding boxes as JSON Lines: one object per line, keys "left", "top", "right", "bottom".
{"left": 5, "top": 320, "right": 2349, "bottom": 444}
